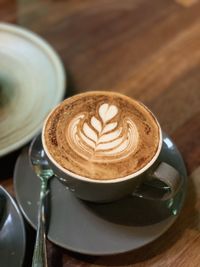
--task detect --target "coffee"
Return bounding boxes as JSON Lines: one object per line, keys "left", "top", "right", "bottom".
{"left": 43, "top": 91, "right": 160, "bottom": 180}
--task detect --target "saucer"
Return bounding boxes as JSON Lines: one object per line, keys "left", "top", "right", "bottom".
{"left": 0, "top": 23, "right": 66, "bottom": 157}
{"left": 14, "top": 134, "right": 187, "bottom": 255}
{"left": 0, "top": 186, "right": 26, "bottom": 267}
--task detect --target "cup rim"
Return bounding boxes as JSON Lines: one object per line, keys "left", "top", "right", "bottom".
{"left": 42, "top": 93, "right": 163, "bottom": 184}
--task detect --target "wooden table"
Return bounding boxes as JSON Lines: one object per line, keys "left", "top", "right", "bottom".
{"left": 1, "top": 0, "right": 200, "bottom": 266}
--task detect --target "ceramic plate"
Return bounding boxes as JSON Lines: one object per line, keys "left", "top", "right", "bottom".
{"left": 0, "top": 23, "right": 66, "bottom": 157}
{"left": 0, "top": 186, "right": 26, "bottom": 267}
{"left": 14, "top": 134, "right": 187, "bottom": 255}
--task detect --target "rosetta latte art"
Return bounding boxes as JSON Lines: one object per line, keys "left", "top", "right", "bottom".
{"left": 66, "top": 103, "right": 139, "bottom": 162}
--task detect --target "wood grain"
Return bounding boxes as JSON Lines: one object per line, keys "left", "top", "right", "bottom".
{"left": 0, "top": 0, "right": 200, "bottom": 266}
{"left": 175, "top": 0, "right": 199, "bottom": 7}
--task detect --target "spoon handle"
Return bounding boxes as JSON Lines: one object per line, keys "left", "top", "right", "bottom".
{"left": 32, "top": 179, "right": 48, "bottom": 267}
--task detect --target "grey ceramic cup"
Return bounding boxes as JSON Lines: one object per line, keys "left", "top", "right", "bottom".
{"left": 42, "top": 101, "right": 183, "bottom": 203}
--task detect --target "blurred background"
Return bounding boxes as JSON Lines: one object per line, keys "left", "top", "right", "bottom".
{"left": 0, "top": 0, "right": 200, "bottom": 266}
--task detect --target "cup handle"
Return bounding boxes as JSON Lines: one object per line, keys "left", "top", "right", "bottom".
{"left": 133, "top": 162, "right": 183, "bottom": 201}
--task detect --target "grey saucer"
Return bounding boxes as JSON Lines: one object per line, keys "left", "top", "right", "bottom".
{"left": 14, "top": 133, "right": 187, "bottom": 255}
{"left": 0, "top": 186, "right": 26, "bottom": 267}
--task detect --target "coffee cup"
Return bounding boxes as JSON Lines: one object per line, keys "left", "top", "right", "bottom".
{"left": 42, "top": 91, "right": 183, "bottom": 203}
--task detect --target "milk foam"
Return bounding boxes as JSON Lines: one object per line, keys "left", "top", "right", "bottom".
{"left": 66, "top": 103, "right": 139, "bottom": 162}
{"left": 44, "top": 91, "right": 161, "bottom": 180}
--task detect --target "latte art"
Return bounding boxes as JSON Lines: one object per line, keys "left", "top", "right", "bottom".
{"left": 43, "top": 91, "right": 160, "bottom": 180}
{"left": 66, "top": 103, "right": 139, "bottom": 162}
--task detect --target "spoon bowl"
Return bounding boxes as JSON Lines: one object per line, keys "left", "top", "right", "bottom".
{"left": 29, "top": 135, "right": 54, "bottom": 179}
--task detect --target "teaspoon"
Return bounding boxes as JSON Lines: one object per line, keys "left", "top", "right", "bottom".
{"left": 29, "top": 134, "right": 54, "bottom": 267}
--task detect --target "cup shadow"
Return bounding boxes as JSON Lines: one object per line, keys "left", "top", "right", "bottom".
{"left": 82, "top": 193, "right": 175, "bottom": 226}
